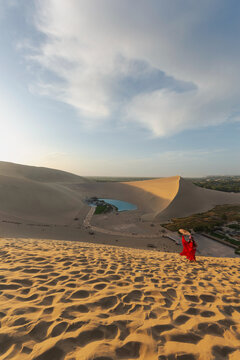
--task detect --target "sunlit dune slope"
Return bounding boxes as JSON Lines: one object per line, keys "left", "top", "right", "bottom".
{"left": 125, "top": 176, "right": 180, "bottom": 201}
{"left": 123, "top": 176, "right": 180, "bottom": 220}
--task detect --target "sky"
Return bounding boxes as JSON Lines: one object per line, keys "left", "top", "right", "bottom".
{"left": 0, "top": 0, "right": 240, "bottom": 177}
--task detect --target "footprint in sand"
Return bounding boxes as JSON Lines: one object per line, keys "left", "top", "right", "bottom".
{"left": 51, "top": 322, "right": 68, "bottom": 337}
{"left": 71, "top": 290, "right": 89, "bottom": 299}
{"left": 16, "top": 294, "right": 38, "bottom": 302}
{"left": 66, "top": 320, "right": 88, "bottom": 333}
{"left": 174, "top": 315, "right": 190, "bottom": 325}
{"left": 152, "top": 324, "right": 175, "bottom": 340}
{"left": 197, "top": 322, "right": 224, "bottom": 336}
{"left": 123, "top": 290, "right": 142, "bottom": 303}
{"left": 38, "top": 295, "right": 54, "bottom": 306}
{"left": 184, "top": 295, "right": 199, "bottom": 303}
{"left": 94, "top": 283, "right": 107, "bottom": 290}
{"left": 185, "top": 307, "right": 200, "bottom": 315}
{"left": 200, "top": 310, "right": 216, "bottom": 317}
{"left": 29, "top": 321, "right": 53, "bottom": 341}
{"left": 115, "top": 341, "right": 141, "bottom": 359}
{"left": 169, "top": 333, "right": 202, "bottom": 344}
{"left": 211, "top": 345, "right": 236, "bottom": 359}
{"left": 199, "top": 294, "right": 216, "bottom": 302}
{"left": 0, "top": 334, "right": 15, "bottom": 357}
{"left": 33, "top": 346, "right": 64, "bottom": 360}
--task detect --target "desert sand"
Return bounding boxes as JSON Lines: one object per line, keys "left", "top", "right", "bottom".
{"left": 1, "top": 162, "right": 240, "bottom": 227}
{"left": 0, "top": 237, "right": 240, "bottom": 360}
{"left": 0, "top": 162, "right": 240, "bottom": 359}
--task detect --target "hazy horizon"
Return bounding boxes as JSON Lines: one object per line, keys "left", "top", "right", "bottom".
{"left": 1, "top": 1, "right": 240, "bottom": 176}
{"left": 1, "top": 160, "right": 240, "bottom": 179}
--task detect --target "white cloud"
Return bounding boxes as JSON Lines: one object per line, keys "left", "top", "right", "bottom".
{"left": 27, "top": 0, "right": 240, "bottom": 135}
{"left": 126, "top": 88, "right": 232, "bottom": 136}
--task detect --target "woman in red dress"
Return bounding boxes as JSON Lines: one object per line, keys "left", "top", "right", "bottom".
{"left": 180, "top": 234, "right": 197, "bottom": 261}
{"left": 180, "top": 235, "right": 189, "bottom": 257}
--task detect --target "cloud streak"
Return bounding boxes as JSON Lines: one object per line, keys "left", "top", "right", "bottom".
{"left": 27, "top": 0, "right": 240, "bottom": 135}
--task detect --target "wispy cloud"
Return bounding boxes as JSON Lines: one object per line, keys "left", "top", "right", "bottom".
{"left": 24, "top": 0, "right": 240, "bottom": 136}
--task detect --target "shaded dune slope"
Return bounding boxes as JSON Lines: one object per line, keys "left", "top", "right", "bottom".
{"left": 0, "top": 161, "right": 88, "bottom": 183}
{"left": 157, "top": 177, "right": 240, "bottom": 221}
{"left": 0, "top": 162, "right": 90, "bottom": 223}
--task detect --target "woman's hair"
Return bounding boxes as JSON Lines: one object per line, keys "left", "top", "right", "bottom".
{"left": 192, "top": 239, "right": 196, "bottom": 247}
{"left": 189, "top": 235, "right": 196, "bottom": 247}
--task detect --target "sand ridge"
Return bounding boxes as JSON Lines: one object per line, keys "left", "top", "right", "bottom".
{"left": 0, "top": 238, "right": 240, "bottom": 360}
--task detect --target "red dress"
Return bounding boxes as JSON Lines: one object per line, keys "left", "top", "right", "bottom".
{"left": 180, "top": 236, "right": 196, "bottom": 261}
{"left": 180, "top": 235, "right": 189, "bottom": 257}
{"left": 188, "top": 241, "right": 196, "bottom": 261}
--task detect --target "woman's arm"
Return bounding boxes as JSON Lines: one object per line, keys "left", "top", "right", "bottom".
{"left": 182, "top": 235, "right": 187, "bottom": 245}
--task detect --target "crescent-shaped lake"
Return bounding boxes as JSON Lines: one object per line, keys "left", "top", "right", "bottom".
{"left": 98, "top": 198, "right": 137, "bottom": 212}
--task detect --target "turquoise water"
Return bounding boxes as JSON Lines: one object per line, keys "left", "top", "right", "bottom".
{"left": 99, "top": 198, "right": 137, "bottom": 212}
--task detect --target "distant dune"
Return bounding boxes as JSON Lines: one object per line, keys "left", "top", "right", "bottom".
{"left": 0, "top": 161, "right": 88, "bottom": 183}
{"left": 124, "top": 176, "right": 180, "bottom": 220}
{"left": 123, "top": 176, "right": 240, "bottom": 221}
{"left": 0, "top": 162, "right": 240, "bottom": 224}
{"left": 156, "top": 177, "right": 240, "bottom": 221}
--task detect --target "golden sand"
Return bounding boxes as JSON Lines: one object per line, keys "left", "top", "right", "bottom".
{"left": 124, "top": 177, "right": 180, "bottom": 201}
{"left": 0, "top": 238, "right": 239, "bottom": 360}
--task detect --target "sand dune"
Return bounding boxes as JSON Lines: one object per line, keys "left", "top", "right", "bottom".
{"left": 0, "top": 162, "right": 240, "bottom": 227}
{"left": 156, "top": 177, "right": 240, "bottom": 221}
{"left": 0, "top": 162, "right": 90, "bottom": 224}
{"left": 0, "top": 237, "right": 239, "bottom": 360}
{"left": 123, "top": 177, "right": 240, "bottom": 221}
{"left": 123, "top": 177, "right": 180, "bottom": 220}
{"left": 0, "top": 161, "right": 88, "bottom": 183}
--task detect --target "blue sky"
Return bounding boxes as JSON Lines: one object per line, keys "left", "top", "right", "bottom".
{"left": 0, "top": 0, "right": 240, "bottom": 176}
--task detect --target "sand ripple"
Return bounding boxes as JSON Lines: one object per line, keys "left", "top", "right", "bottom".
{"left": 0, "top": 238, "right": 240, "bottom": 360}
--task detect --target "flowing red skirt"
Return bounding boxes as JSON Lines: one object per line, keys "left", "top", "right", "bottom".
{"left": 180, "top": 236, "right": 196, "bottom": 261}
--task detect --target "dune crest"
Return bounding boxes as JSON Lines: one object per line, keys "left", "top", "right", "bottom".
{"left": 123, "top": 176, "right": 180, "bottom": 220}
{"left": 125, "top": 176, "right": 180, "bottom": 201}
{"left": 0, "top": 161, "right": 88, "bottom": 183}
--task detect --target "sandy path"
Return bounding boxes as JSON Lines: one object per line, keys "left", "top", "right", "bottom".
{"left": 0, "top": 238, "right": 240, "bottom": 360}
